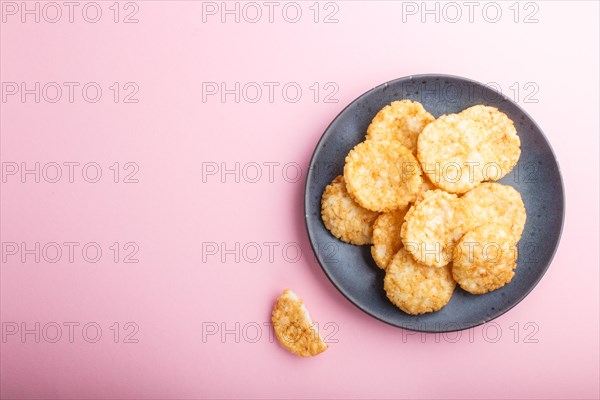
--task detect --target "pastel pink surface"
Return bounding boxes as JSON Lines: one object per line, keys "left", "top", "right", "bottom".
{"left": 1, "top": 2, "right": 598, "bottom": 399}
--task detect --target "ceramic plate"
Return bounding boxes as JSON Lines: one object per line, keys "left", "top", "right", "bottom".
{"left": 304, "top": 74, "right": 564, "bottom": 332}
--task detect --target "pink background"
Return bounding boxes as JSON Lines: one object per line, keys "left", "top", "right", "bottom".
{"left": 1, "top": 1, "right": 598, "bottom": 399}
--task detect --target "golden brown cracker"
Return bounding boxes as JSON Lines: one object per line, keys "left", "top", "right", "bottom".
{"left": 401, "top": 190, "right": 464, "bottom": 268}
{"left": 272, "top": 289, "right": 328, "bottom": 357}
{"left": 321, "top": 175, "right": 380, "bottom": 245}
{"left": 460, "top": 182, "right": 527, "bottom": 241}
{"left": 366, "top": 100, "right": 435, "bottom": 154}
{"left": 460, "top": 105, "right": 521, "bottom": 179}
{"left": 371, "top": 206, "right": 409, "bottom": 269}
{"left": 384, "top": 248, "right": 456, "bottom": 315}
{"left": 417, "top": 114, "right": 490, "bottom": 194}
{"left": 452, "top": 223, "right": 518, "bottom": 294}
{"left": 344, "top": 139, "right": 423, "bottom": 212}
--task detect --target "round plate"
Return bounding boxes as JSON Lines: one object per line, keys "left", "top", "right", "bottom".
{"left": 304, "top": 74, "right": 564, "bottom": 333}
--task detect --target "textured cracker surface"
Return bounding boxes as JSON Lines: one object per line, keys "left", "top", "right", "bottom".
{"left": 366, "top": 100, "right": 435, "bottom": 154}
{"left": 401, "top": 190, "right": 464, "bottom": 267}
{"left": 460, "top": 105, "right": 521, "bottom": 179}
{"left": 271, "top": 289, "right": 328, "bottom": 357}
{"left": 418, "top": 173, "right": 438, "bottom": 198}
{"left": 460, "top": 182, "right": 527, "bottom": 241}
{"left": 321, "top": 175, "right": 380, "bottom": 245}
{"left": 453, "top": 223, "right": 518, "bottom": 294}
{"left": 384, "top": 248, "right": 456, "bottom": 315}
{"left": 371, "top": 206, "right": 409, "bottom": 269}
{"left": 344, "top": 139, "right": 423, "bottom": 212}
{"left": 417, "top": 114, "right": 490, "bottom": 194}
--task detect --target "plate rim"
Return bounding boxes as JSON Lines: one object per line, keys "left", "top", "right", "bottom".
{"left": 304, "top": 73, "right": 566, "bottom": 333}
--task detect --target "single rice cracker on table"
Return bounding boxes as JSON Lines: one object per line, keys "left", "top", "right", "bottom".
{"left": 321, "top": 175, "right": 380, "bottom": 245}
{"left": 366, "top": 100, "right": 435, "bottom": 155}
{"left": 272, "top": 289, "right": 328, "bottom": 357}
{"left": 452, "top": 223, "right": 519, "bottom": 295}
{"left": 384, "top": 248, "right": 456, "bottom": 315}
{"left": 344, "top": 139, "right": 423, "bottom": 212}
{"left": 401, "top": 189, "right": 464, "bottom": 268}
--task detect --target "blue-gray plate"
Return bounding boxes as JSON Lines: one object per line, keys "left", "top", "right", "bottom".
{"left": 304, "top": 74, "right": 564, "bottom": 333}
